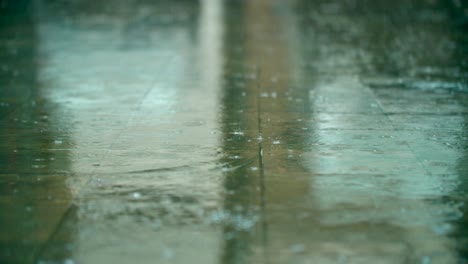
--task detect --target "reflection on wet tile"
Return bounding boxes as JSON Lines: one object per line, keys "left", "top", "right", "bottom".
{"left": 313, "top": 113, "right": 392, "bottom": 130}
{"left": 388, "top": 114, "right": 468, "bottom": 131}
{"left": 372, "top": 87, "right": 467, "bottom": 114}
{"left": 308, "top": 77, "right": 383, "bottom": 114}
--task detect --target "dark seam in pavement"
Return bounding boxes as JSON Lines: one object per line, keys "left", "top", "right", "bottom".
{"left": 255, "top": 65, "right": 269, "bottom": 263}
{"left": 32, "top": 204, "right": 79, "bottom": 264}
{"left": 126, "top": 165, "right": 194, "bottom": 174}
{"left": 124, "top": 158, "right": 256, "bottom": 174}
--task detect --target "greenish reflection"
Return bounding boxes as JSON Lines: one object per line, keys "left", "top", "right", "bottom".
{"left": 455, "top": 111, "right": 468, "bottom": 261}
{"left": 219, "top": 1, "right": 314, "bottom": 263}
{"left": 293, "top": 0, "right": 468, "bottom": 261}
{"left": 220, "top": 1, "right": 257, "bottom": 263}
{"left": 449, "top": 3, "right": 468, "bottom": 260}
{"left": 290, "top": 0, "right": 467, "bottom": 262}
{"left": 351, "top": 1, "right": 468, "bottom": 260}
{"left": 0, "top": 1, "right": 73, "bottom": 263}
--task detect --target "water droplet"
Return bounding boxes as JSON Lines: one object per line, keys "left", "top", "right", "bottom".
{"left": 54, "top": 140, "right": 63, "bottom": 145}
{"left": 211, "top": 210, "right": 226, "bottom": 223}
{"left": 64, "top": 258, "right": 75, "bottom": 264}
{"left": 246, "top": 73, "right": 256, "bottom": 79}
{"left": 421, "top": 256, "right": 431, "bottom": 264}
{"left": 289, "top": 243, "right": 305, "bottom": 254}
{"left": 234, "top": 205, "right": 243, "bottom": 212}
{"left": 337, "top": 254, "right": 348, "bottom": 264}
{"left": 132, "top": 192, "right": 142, "bottom": 199}
{"left": 231, "top": 131, "right": 244, "bottom": 136}
{"left": 272, "top": 140, "right": 281, "bottom": 145}
{"left": 432, "top": 223, "right": 451, "bottom": 235}
{"left": 163, "top": 248, "right": 174, "bottom": 259}
{"left": 224, "top": 232, "right": 234, "bottom": 240}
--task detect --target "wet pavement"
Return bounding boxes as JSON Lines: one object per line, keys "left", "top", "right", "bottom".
{"left": 1, "top": 0, "right": 468, "bottom": 263}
